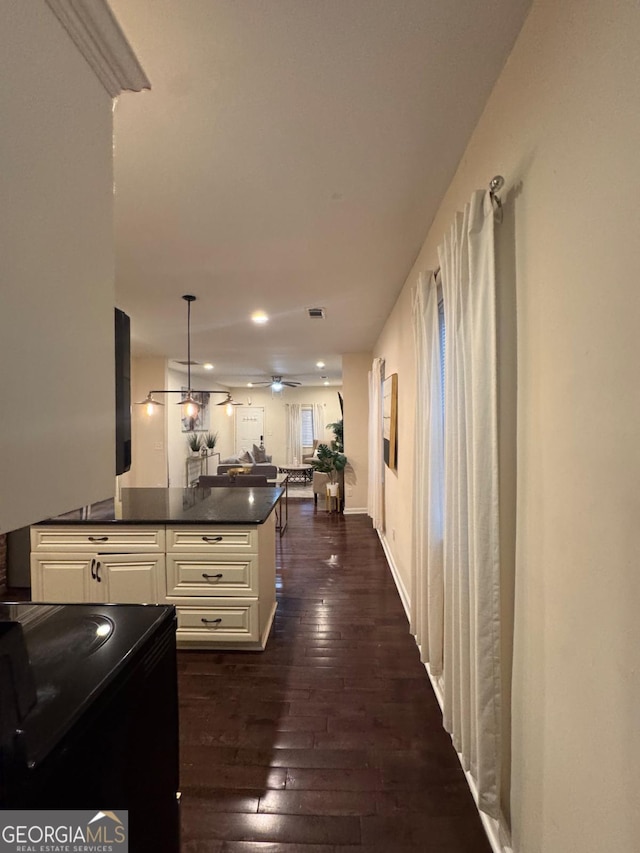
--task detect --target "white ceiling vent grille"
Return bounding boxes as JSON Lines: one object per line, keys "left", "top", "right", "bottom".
{"left": 307, "top": 307, "right": 325, "bottom": 319}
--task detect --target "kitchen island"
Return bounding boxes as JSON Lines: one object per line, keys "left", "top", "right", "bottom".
{"left": 30, "top": 486, "right": 283, "bottom": 650}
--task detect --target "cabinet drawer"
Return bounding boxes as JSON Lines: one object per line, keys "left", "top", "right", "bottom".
{"left": 166, "top": 527, "right": 257, "bottom": 553}
{"left": 176, "top": 602, "right": 258, "bottom": 643}
{"left": 166, "top": 555, "right": 257, "bottom": 597}
{"left": 31, "top": 526, "right": 165, "bottom": 554}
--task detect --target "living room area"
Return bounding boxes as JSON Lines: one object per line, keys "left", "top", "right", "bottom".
{"left": 121, "top": 360, "right": 353, "bottom": 506}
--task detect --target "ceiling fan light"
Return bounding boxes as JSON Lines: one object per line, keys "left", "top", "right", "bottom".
{"left": 271, "top": 381, "right": 284, "bottom": 392}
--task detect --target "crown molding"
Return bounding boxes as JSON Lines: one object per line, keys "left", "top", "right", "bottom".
{"left": 45, "top": 0, "right": 150, "bottom": 97}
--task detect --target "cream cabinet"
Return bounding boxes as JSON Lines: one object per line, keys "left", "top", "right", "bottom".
{"left": 30, "top": 516, "right": 277, "bottom": 650}
{"left": 30, "top": 526, "right": 163, "bottom": 605}
{"left": 164, "top": 513, "right": 276, "bottom": 650}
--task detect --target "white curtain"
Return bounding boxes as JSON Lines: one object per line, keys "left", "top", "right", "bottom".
{"left": 285, "top": 404, "right": 302, "bottom": 463}
{"left": 438, "top": 189, "right": 501, "bottom": 818}
{"left": 367, "top": 357, "right": 385, "bottom": 530}
{"left": 312, "top": 403, "right": 325, "bottom": 442}
{"left": 410, "top": 271, "right": 445, "bottom": 676}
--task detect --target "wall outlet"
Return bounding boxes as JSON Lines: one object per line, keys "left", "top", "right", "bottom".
{"left": 154, "top": 441, "right": 163, "bottom": 451}
{"left": 347, "top": 486, "right": 353, "bottom": 497}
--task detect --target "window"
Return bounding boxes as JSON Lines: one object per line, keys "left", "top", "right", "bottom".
{"left": 301, "top": 405, "right": 314, "bottom": 450}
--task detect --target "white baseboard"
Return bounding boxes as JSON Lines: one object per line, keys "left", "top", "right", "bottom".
{"left": 377, "top": 530, "right": 411, "bottom": 620}
{"left": 343, "top": 506, "right": 368, "bottom": 515}
{"left": 379, "top": 535, "right": 513, "bottom": 853}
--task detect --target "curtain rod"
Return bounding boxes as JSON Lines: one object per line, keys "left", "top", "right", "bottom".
{"left": 433, "top": 175, "right": 504, "bottom": 281}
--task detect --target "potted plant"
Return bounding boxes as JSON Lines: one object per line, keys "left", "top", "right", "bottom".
{"left": 311, "top": 443, "right": 347, "bottom": 495}
{"left": 186, "top": 432, "right": 203, "bottom": 455}
{"left": 203, "top": 432, "right": 218, "bottom": 452}
{"left": 326, "top": 419, "right": 343, "bottom": 452}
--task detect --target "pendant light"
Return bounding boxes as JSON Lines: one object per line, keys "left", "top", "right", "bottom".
{"left": 136, "top": 295, "right": 238, "bottom": 424}
{"left": 217, "top": 392, "right": 242, "bottom": 417}
{"left": 178, "top": 294, "right": 201, "bottom": 419}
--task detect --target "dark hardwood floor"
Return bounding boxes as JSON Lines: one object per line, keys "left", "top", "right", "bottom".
{"left": 179, "top": 500, "right": 492, "bottom": 852}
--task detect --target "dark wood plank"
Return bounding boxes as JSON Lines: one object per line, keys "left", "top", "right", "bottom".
{"left": 178, "top": 500, "right": 491, "bottom": 851}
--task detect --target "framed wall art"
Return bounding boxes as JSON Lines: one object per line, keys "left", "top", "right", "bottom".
{"left": 383, "top": 373, "right": 398, "bottom": 470}
{"left": 181, "top": 388, "right": 210, "bottom": 432}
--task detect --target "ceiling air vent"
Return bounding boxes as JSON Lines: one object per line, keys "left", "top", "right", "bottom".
{"left": 174, "top": 360, "right": 200, "bottom": 366}
{"left": 307, "top": 307, "right": 325, "bottom": 319}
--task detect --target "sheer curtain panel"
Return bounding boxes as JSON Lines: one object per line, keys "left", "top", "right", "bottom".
{"left": 411, "top": 271, "right": 445, "bottom": 676}
{"left": 367, "top": 357, "right": 385, "bottom": 530}
{"left": 438, "top": 189, "right": 501, "bottom": 818}
{"left": 285, "top": 404, "right": 302, "bottom": 464}
{"left": 312, "top": 403, "right": 325, "bottom": 443}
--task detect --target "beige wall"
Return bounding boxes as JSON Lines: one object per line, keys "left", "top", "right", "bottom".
{"left": 342, "top": 353, "right": 371, "bottom": 512}
{"left": 374, "top": 0, "right": 640, "bottom": 850}
{"left": 0, "top": 2, "right": 115, "bottom": 532}
{"left": 122, "top": 358, "right": 169, "bottom": 488}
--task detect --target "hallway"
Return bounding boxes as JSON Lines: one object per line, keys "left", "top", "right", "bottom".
{"left": 179, "top": 500, "right": 492, "bottom": 851}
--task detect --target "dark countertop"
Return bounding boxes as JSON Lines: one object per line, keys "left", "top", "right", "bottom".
{"left": 35, "top": 486, "right": 284, "bottom": 526}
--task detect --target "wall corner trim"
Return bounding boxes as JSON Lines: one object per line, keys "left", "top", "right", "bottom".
{"left": 46, "top": 0, "right": 150, "bottom": 97}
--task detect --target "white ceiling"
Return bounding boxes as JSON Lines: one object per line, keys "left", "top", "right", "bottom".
{"left": 110, "top": 0, "right": 530, "bottom": 388}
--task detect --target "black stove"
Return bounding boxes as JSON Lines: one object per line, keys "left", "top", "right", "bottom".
{"left": 0, "top": 603, "right": 179, "bottom": 852}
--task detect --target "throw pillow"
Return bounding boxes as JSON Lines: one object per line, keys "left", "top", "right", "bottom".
{"left": 252, "top": 443, "right": 268, "bottom": 463}
{"left": 239, "top": 450, "right": 254, "bottom": 464}
{"left": 220, "top": 455, "right": 241, "bottom": 465}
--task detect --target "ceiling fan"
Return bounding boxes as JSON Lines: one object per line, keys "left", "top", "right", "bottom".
{"left": 252, "top": 376, "right": 302, "bottom": 391}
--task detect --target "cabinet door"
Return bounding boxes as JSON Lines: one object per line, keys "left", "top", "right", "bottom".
{"left": 96, "top": 553, "right": 163, "bottom": 604}
{"left": 30, "top": 554, "right": 102, "bottom": 603}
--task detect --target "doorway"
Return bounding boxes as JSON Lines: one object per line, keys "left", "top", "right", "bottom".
{"left": 235, "top": 407, "right": 265, "bottom": 455}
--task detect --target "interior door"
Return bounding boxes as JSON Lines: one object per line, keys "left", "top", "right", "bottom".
{"left": 235, "top": 407, "right": 264, "bottom": 455}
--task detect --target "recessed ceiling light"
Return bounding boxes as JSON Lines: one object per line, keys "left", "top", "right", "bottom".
{"left": 251, "top": 311, "right": 269, "bottom": 324}
{"left": 203, "top": 363, "right": 214, "bottom": 370}
{"left": 324, "top": 381, "right": 330, "bottom": 386}
{"left": 316, "top": 361, "right": 325, "bottom": 368}
{"left": 247, "top": 382, "right": 253, "bottom": 387}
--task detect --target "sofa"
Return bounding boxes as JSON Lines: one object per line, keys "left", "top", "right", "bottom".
{"left": 217, "top": 444, "right": 277, "bottom": 479}
{"left": 217, "top": 463, "right": 278, "bottom": 479}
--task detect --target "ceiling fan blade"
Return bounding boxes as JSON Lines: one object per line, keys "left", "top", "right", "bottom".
{"left": 283, "top": 381, "right": 301, "bottom": 387}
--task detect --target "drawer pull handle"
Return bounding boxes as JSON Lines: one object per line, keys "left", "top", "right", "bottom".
{"left": 88, "top": 536, "right": 108, "bottom": 542}
{"left": 202, "top": 535, "right": 223, "bottom": 543}
{"left": 202, "top": 573, "right": 224, "bottom": 580}
{"left": 95, "top": 560, "right": 102, "bottom": 583}
{"left": 90, "top": 558, "right": 96, "bottom": 580}
{"left": 201, "top": 617, "right": 223, "bottom": 626}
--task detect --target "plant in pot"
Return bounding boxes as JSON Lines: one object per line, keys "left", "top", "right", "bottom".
{"left": 311, "top": 443, "right": 347, "bottom": 496}
{"left": 326, "top": 419, "right": 343, "bottom": 452}
{"left": 203, "top": 432, "right": 218, "bottom": 452}
{"left": 186, "top": 432, "right": 203, "bottom": 455}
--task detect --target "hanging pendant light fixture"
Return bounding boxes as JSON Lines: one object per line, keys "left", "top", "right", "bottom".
{"left": 217, "top": 392, "right": 242, "bottom": 417}
{"left": 140, "top": 391, "right": 165, "bottom": 416}
{"left": 178, "top": 295, "right": 201, "bottom": 419}
{"left": 136, "top": 294, "right": 237, "bottom": 426}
